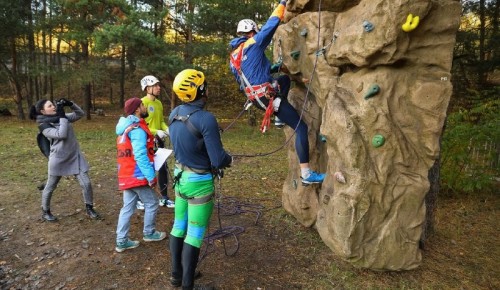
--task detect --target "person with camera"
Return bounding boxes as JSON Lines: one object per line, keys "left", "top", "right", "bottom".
{"left": 29, "top": 98, "right": 100, "bottom": 222}
{"left": 168, "top": 69, "right": 233, "bottom": 290}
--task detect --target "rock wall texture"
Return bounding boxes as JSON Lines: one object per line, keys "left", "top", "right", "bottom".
{"left": 275, "top": 0, "right": 461, "bottom": 270}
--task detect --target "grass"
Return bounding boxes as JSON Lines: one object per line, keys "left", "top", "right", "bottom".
{"left": 0, "top": 111, "right": 498, "bottom": 289}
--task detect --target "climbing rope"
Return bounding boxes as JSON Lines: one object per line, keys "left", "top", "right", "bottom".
{"left": 198, "top": 172, "right": 282, "bottom": 264}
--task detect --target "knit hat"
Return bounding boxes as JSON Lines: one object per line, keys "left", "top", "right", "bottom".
{"left": 124, "top": 97, "right": 142, "bottom": 115}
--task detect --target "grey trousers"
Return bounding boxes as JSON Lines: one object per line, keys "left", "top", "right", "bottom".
{"left": 42, "top": 171, "right": 93, "bottom": 210}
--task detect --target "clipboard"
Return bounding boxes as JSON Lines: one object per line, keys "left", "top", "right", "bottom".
{"left": 154, "top": 148, "right": 173, "bottom": 171}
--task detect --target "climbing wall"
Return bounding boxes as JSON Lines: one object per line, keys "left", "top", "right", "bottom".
{"left": 275, "top": 0, "right": 461, "bottom": 270}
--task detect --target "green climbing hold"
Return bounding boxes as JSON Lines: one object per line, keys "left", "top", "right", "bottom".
{"left": 300, "top": 28, "right": 308, "bottom": 37}
{"left": 290, "top": 50, "right": 300, "bottom": 60}
{"left": 372, "top": 134, "right": 385, "bottom": 148}
{"left": 319, "top": 134, "right": 327, "bottom": 143}
{"left": 364, "top": 84, "right": 380, "bottom": 99}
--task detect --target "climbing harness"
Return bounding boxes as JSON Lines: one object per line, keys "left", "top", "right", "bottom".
{"left": 230, "top": 42, "right": 279, "bottom": 133}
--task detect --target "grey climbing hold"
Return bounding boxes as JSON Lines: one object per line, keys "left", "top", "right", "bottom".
{"left": 363, "top": 20, "right": 374, "bottom": 32}
{"left": 316, "top": 48, "right": 326, "bottom": 56}
{"left": 372, "top": 134, "right": 385, "bottom": 148}
{"left": 364, "top": 84, "right": 380, "bottom": 99}
{"left": 300, "top": 28, "right": 308, "bottom": 37}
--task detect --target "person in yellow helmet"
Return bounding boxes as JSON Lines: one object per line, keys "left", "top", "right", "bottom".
{"left": 168, "top": 69, "right": 232, "bottom": 290}
{"left": 140, "top": 75, "right": 175, "bottom": 208}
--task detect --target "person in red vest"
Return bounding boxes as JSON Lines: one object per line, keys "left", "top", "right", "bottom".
{"left": 114, "top": 97, "right": 167, "bottom": 253}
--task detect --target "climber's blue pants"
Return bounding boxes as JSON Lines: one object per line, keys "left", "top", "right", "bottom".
{"left": 274, "top": 75, "right": 309, "bottom": 164}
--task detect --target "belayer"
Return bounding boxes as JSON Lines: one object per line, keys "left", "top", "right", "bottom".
{"left": 168, "top": 69, "right": 233, "bottom": 290}
{"left": 229, "top": 0, "right": 326, "bottom": 185}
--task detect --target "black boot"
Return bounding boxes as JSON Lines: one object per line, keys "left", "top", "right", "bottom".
{"left": 182, "top": 243, "right": 213, "bottom": 290}
{"left": 171, "top": 236, "right": 202, "bottom": 287}
{"left": 42, "top": 209, "right": 57, "bottom": 222}
{"left": 85, "top": 204, "right": 100, "bottom": 219}
{"left": 170, "top": 235, "right": 184, "bottom": 287}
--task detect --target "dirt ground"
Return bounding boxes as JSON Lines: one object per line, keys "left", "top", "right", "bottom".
{"left": 1, "top": 177, "right": 499, "bottom": 290}
{"left": 0, "top": 170, "right": 338, "bottom": 290}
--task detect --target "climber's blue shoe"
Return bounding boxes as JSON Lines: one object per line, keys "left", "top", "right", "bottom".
{"left": 301, "top": 171, "right": 325, "bottom": 186}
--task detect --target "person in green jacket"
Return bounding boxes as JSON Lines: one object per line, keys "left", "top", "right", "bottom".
{"left": 140, "top": 75, "right": 175, "bottom": 209}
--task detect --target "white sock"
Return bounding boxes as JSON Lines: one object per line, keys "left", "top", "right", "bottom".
{"left": 301, "top": 168, "right": 311, "bottom": 179}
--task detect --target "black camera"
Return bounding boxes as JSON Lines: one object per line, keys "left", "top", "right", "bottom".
{"left": 55, "top": 99, "right": 65, "bottom": 106}
{"left": 55, "top": 98, "right": 72, "bottom": 107}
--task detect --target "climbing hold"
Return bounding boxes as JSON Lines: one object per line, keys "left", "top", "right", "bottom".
{"left": 364, "top": 84, "right": 380, "bottom": 99}
{"left": 362, "top": 20, "right": 374, "bottom": 32}
{"left": 316, "top": 48, "right": 326, "bottom": 56}
{"left": 292, "top": 179, "right": 298, "bottom": 190}
{"left": 372, "top": 135, "right": 385, "bottom": 148}
{"left": 319, "top": 134, "right": 327, "bottom": 143}
{"left": 402, "top": 14, "right": 420, "bottom": 32}
{"left": 334, "top": 172, "right": 346, "bottom": 184}
{"left": 270, "top": 62, "right": 282, "bottom": 73}
{"left": 290, "top": 50, "right": 300, "bottom": 60}
{"left": 300, "top": 28, "right": 308, "bottom": 37}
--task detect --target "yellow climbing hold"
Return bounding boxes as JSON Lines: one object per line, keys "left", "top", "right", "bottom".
{"left": 402, "top": 14, "right": 419, "bottom": 32}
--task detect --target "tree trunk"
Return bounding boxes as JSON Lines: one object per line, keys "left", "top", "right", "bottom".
{"left": 6, "top": 39, "right": 25, "bottom": 120}
{"left": 81, "top": 41, "right": 92, "bottom": 120}
{"left": 120, "top": 44, "right": 126, "bottom": 108}
{"left": 478, "top": 0, "right": 487, "bottom": 85}
{"left": 42, "top": 0, "right": 48, "bottom": 96}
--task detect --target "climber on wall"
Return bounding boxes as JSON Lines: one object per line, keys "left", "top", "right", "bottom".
{"left": 229, "top": 0, "right": 326, "bottom": 185}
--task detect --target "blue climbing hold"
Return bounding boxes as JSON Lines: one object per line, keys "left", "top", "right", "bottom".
{"left": 363, "top": 20, "right": 374, "bottom": 32}
{"left": 364, "top": 84, "right": 380, "bottom": 99}
{"left": 290, "top": 50, "right": 300, "bottom": 60}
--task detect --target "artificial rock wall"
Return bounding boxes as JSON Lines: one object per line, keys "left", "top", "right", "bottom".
{"left": 275, "top": 0, "right": 461, "bottom": 270}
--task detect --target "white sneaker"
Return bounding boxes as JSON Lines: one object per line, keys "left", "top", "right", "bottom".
{"left": 274, "top": 117, "right": 285, "bottom": 128}
{"left": 136, "top": 200, "right": 145, "bottom": 210}
{"left": 166, "top": 199, "right": 175, "bottom": 208}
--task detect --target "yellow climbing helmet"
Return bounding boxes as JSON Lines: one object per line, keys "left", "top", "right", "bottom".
{"left": 173, "top": 69, "right": 206, "bottom": 102}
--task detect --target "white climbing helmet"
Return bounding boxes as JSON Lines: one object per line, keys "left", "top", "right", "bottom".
{"left": 237, "top": 19, "right": 260, "bottom": 34}
{"left": 140, "top": 75, "right": 160, "bottom": 91}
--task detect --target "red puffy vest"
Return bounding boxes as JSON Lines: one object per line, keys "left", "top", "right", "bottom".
{"left": 116, "top": 119, "right": 156, "bottom": 190}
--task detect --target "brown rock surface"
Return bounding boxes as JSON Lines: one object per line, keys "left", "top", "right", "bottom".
{"left": 276, "top": 0, "right": 461, "bottom": 270}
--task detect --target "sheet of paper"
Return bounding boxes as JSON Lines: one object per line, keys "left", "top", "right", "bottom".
{"left": 154, "top": 148, "right": 173, "bottom": 171}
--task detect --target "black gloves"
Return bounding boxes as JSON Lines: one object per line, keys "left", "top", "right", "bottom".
{"left": 56, "top": 103, "right": 67, "bottom": 118}
{"left": 59, "top": 98, "right": 73, "bottom": 107}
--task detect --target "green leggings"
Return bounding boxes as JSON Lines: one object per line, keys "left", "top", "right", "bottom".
{"left": 170, "top": 169, "right": 214, "bottom": 248}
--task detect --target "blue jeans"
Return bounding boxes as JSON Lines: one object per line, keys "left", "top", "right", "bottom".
{"left": 116, "top": 185, "right": 159, "bottom": 244}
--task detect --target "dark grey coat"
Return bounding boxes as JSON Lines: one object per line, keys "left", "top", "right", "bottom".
{"left": 37, "top": 104, "right": 90, "bottom": 176}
